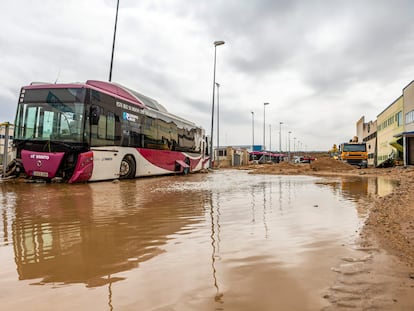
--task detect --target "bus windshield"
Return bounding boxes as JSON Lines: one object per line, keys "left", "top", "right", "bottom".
{"left": 14, "top": 88, "right": 86, "bottom": 143}
{"left": 342, "top": 143, "right": 366, "bottom": 152}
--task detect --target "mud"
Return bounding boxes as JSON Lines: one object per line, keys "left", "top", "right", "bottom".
{"left": 1, "top": 160, "right": 414, "bottom": 310}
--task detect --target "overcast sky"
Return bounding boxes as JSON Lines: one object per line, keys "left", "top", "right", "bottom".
{"left": 1, "top": 0, "right": 414, "bottom": 151}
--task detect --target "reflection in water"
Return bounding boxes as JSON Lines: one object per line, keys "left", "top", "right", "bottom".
{"left": 316, "top": 176, "right": 399, "bottom": 204}
{"left": 0, "top": 187, "right": 16, "bottom": 246}
{"left": 262, "top": 182, "right": 268, "bottom": 239}
{"left": 4, "top": 179, "right": 207, "bottom": 287}
{"left": 376, "top": 177, "right": 399, "bottom": 197}
{"left": 210, "top": 191, "right": 224, "bottom": 308}
{"left": 0, "top": 171, "right": 399, "bottom": 310}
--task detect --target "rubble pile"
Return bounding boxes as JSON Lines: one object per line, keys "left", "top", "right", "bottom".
{"left": 310, "top": 157, "right": 355, "bottom": 171}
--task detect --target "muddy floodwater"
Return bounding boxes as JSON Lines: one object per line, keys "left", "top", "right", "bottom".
{"left": 0, "top": 170, "right": 398, "bottom": 310}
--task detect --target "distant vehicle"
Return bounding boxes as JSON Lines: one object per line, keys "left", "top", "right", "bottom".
{"left": 294, "top": 156, "right": 315, "bottom": 163}
{"left": 250, "top": 151, "right": 283, "bottom": 163}
{"left": 339, "top": 141, "right": 368, "bottom": 168}
{"left": 10, "top": 80, "right": 208, "bottom": 182}
{"left": 300, "top": 156, "right": 315, "bottom": 163}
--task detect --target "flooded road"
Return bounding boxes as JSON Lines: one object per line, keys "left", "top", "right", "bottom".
{"left": 0, "top": 170, "right": 396, "bottom": 310}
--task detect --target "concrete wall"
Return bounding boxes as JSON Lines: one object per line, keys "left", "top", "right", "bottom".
{"left": 403, "top": 80, "right": 414, "bottom": 132}
{"left": 356, "top": 116, "right": 364, "bottom": 143}
{"left": 0, "top": 123, "right": 14, "bottom": 165}
{"left": 402, "top": 81, "right": 414, "bottom": 165}
{"left": 214, "top": 147, "right": 249, "bottom": 167}
{"left": 362, "top": 119, "right": 377, "bottom": 166}
{"left": 356, "top": 116, "right": 377, "bottom": 166}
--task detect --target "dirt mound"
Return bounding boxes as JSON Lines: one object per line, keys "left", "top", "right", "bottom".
{"left": 249, "top": 161, "right": 311, "bottom": 175}
{"left": 310, "top": 157, "right": 356, "bottom": 171}
{"left": 276, "top": 161, "right": 299, "bottom": 169}
{"left": 247, "top": 157, "right": 356, "bottom": 175}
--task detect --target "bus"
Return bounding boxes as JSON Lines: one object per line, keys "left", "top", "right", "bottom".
{"left": 11, "top": 80, "right": 209, "bottom": 182}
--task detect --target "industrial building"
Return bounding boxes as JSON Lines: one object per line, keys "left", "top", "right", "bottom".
{"left": 357, "top": 80, "right": 414, "bottom": 167}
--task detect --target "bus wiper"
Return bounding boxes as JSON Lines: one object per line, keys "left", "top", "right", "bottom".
{"left": 43, "top": 140, "right": 83, "bottom": 151}
{"left": 13, "top": 139, "right": 32, "bottom": 148}
{"left": 14, "top": 139, "right": 81, "bottom": 151}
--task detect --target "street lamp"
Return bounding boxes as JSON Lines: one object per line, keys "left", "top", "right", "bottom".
{"left": 293, "top": 137, "right": 296, "bottom": 159}
{"left": 269, "top": 124, "right": 272, "bottom": 151}
{"left": 251, "top": 111, "right": 255, "bottom": 160}
{"left": 209, "top": 40, "right": 225, "bottom": 169}
{"left": 215, "top": 82, "right": 220, "bottom": 168}
{"left": 263, "top": 102, "right": 269, "bottom": 151}
{"left": 288, "top": 131, "right": 291, "bottom": 162}
{"left": 109, "top": 0, "right": 120, "bottom": 82}
{"left": 279, "top": 122, "right": 283, "bottom": 153}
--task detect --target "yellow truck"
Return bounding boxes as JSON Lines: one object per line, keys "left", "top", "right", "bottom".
{"left": 339, "top": 141, "right": 368, "bottom": 168}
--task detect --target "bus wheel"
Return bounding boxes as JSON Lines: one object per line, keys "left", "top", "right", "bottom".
{"left": 120, "top": 155, "right": 136, "bottom": 179}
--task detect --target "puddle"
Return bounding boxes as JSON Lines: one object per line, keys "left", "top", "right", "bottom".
{"left": 316, "top": 175, "right": 400, "bottom": 202}
{"left": 0, "top": 170, "right": 400, "bottom": 310}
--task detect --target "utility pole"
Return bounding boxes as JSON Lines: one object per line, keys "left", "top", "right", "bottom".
{"left": 109, "top": 0, "right": 120, "bottom": 82}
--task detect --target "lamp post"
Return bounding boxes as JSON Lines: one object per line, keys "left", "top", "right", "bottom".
{"left": 279, "top": 122, "right": 283, "bottom": 153}
{"left": 263, "top": 102, "right": 269, "bottom": 151}
{"left": 269, "top": 124, "right": 272, "bottom": 151}
{"left": 215, "top": 82, "right": 220, "bottom": 168}
{"left": 251, "top": 111, "right": 255, "bottom": 160}
{"left": 293, "top": 137, "right": 296, "bottom": 159}
{"left": 288, "top": 131, "right": 291, "bottom": 162}
{"left": 109, "top": 0, "right": 120, "bottom": 82}
{"left": 209, "top": 40, "right": 225, "bottom": 169}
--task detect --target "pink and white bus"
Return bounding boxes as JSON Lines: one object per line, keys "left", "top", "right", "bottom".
{"left": 12, "top": 80, "right": 209, "bottom": 182}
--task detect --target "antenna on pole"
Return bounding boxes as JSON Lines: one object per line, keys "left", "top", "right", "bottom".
{"left": 54, "top": 68, "right": 61, "bottom": 84}
{"left": 109, "top": 0, "right": 120, "bottom": 82}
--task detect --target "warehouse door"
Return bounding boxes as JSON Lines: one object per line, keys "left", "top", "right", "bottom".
{"left": 407, "top": 137, "right": 414, "bottom": 165}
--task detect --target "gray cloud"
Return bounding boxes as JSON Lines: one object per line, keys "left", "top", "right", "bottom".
{"left": 1, "top": 0, "right": 414, "bottom": 150}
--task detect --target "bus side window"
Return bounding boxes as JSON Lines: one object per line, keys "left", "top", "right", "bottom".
{"left": 90, "top": 106, "right": 100, "bottom": 125}
{"left": 90, "top": 105, "right": 103, "bottom": 142}
{"left": 98, "top": 114, "right": 107, "bottom": 139}
{"left": 107, "top": 112, "right": 115, "bottom": 140}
